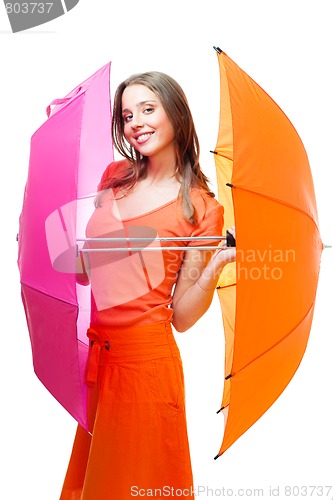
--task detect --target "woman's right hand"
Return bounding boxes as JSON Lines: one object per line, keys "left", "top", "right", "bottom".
{"left": 213, "top": 226, "right": 236, "bottom": 266}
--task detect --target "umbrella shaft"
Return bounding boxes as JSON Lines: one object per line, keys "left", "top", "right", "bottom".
{"left": 77, "top": 236, "right": 226, "bottom": 242}
{"left": 80, "top": 246, "right": 225, "bottom": 252}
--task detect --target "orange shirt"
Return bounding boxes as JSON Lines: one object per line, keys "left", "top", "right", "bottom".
{"left": 85, "top": 161, "right": 224, "bottom": 327}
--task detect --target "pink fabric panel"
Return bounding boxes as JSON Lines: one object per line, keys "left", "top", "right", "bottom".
{"left": 18, "top": 97, "right": 84, "bottom": 305}
{"left": 21, "top": 284, "right": 88, "bottom": 429}
{"left": 77, "top": 63, "right": 114, "bottom": 197}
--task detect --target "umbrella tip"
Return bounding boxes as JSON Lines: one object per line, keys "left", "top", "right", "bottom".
{"left": 214, "top": 453, "right": 221, "bottom": 460}
{"left": 324, "top": 244, "right": 332, "bottom": 249}
{"left": 216, "top": 406, "right": 224, "bottom": 414}
{"left": 213, "top": 46, "right": 223, "bottom": 54}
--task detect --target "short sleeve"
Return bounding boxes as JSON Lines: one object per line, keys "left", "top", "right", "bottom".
{"left": 187, "top": 202, "right": 224, "bottom": 247}
{"left": 97, "top": 159, "right": 129, "bottom": 191}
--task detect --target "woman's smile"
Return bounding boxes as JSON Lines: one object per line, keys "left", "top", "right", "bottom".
{"left": 134, "top": 131, "right": 155, "bottom": 144}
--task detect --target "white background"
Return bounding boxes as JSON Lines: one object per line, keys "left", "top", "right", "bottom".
{"left": 1, "top": 0, "right": 332, "bottom": 498}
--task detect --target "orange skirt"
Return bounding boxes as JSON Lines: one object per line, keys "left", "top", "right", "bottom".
{"left": 60, "top": 322, "right": 195, "bottom": 499}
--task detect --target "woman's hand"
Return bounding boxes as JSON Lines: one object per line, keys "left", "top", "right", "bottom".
{"left": 171, "top": 226, "right": 237, "bottom": 332}
{"left": 212, "top": 226, "right": 236, "bottom": 266}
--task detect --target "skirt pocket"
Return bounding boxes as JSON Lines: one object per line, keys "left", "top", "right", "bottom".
{"left": 141, "top": 356, "right": 185, "bottom": 417}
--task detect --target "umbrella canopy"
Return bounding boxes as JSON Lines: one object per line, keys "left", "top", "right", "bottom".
{"left": 18, "top": 62, "right": 113, "bottom": 431}
{"left": 213, "top": 48, "right": 323, "bottom": 457}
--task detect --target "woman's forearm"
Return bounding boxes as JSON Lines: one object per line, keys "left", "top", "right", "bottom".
{"left": 76, "top": 251, "right": 90, "bottom": 286}
{"left": 172, "top": 249, "right": 234, "bottom": 332}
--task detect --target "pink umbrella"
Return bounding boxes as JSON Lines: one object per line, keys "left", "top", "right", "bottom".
{"left": 18, "top": 62, "right": 113, "bottom": 431}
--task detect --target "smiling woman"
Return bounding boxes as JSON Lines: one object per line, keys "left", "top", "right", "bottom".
{"left": 122, "top": 85, "right": 175, "bottom": 160}
{"left": 59, "top": 71, "right": 236, "bottom": 500}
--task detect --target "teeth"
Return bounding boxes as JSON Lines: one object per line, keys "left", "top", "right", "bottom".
{"left": 136, "top": 133, "right": 152, "bottom": 144}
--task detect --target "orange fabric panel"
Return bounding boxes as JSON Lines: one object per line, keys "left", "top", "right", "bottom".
{"left": 231, "top": 189, "right": 321, "bottom": 370}
{"left": 223, "top": 54, "right": 318, "bottom": 220}
{"left": 217, "top": 285, "right": 236, "bottom": 410}
{"left": 220, "top": 306, "right": 315, "bottom": 454}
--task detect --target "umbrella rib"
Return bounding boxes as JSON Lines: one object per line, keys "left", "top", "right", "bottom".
{"left": 229, "top": 301, "right": 316, "bottom": 379}
{"left": 21, "top": 281, "right": 78, "bottom": 307}
{"left": 211, "top": 150, "right": 233, "bottom": 162}
{"left": 234, "top": 185, "right": 320, "bottom": 233}
{"left": 234, "top": 186, "right": 314, "bottom": 225}
{"left": 236, "top": 185, "right": 321, "bottom": 241}
{"left": 213, "top": 164, "right": 320, "bottom": 234}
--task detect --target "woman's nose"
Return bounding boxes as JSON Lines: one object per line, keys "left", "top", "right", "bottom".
{"left": 131, "top": 113, "right": 143, "bottom": 128}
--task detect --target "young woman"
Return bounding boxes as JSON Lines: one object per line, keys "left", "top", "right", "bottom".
{"left": 60, "top": 71, "right": 236, "bottom": 499}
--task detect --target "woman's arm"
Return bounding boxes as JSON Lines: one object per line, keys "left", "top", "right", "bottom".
{"left": 75, "top": 250, "right": 90, "bottom": 286}
{"left": 171, "top": 229, "right": 236, "bottom": 332}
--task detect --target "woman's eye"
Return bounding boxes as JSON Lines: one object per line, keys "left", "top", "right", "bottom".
{"left": 143, "top": 107, "right": 154, "bottom": 114}
{"left": 123, "top": 114, "right": 133, "bottom": 123}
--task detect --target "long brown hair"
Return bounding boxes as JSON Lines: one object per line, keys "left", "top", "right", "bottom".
{"left": 103, "top": 71, "right": 215, "bottom": 224}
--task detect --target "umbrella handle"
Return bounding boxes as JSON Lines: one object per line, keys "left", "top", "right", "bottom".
{"left": 226, "top": 230, "right": 236, "bottom": 247}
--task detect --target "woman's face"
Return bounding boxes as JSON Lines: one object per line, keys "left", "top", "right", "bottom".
{"left": 121, "top": 84, "right": 175, "bottom": 161}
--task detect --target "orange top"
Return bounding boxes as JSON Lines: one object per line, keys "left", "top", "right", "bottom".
{"left": 85, "top": 161, "right": 224, "bottom": 327}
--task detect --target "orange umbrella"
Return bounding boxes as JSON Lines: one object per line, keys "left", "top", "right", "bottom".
{"left": 213, "top": 47, "right": 323, "bottom": 458}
